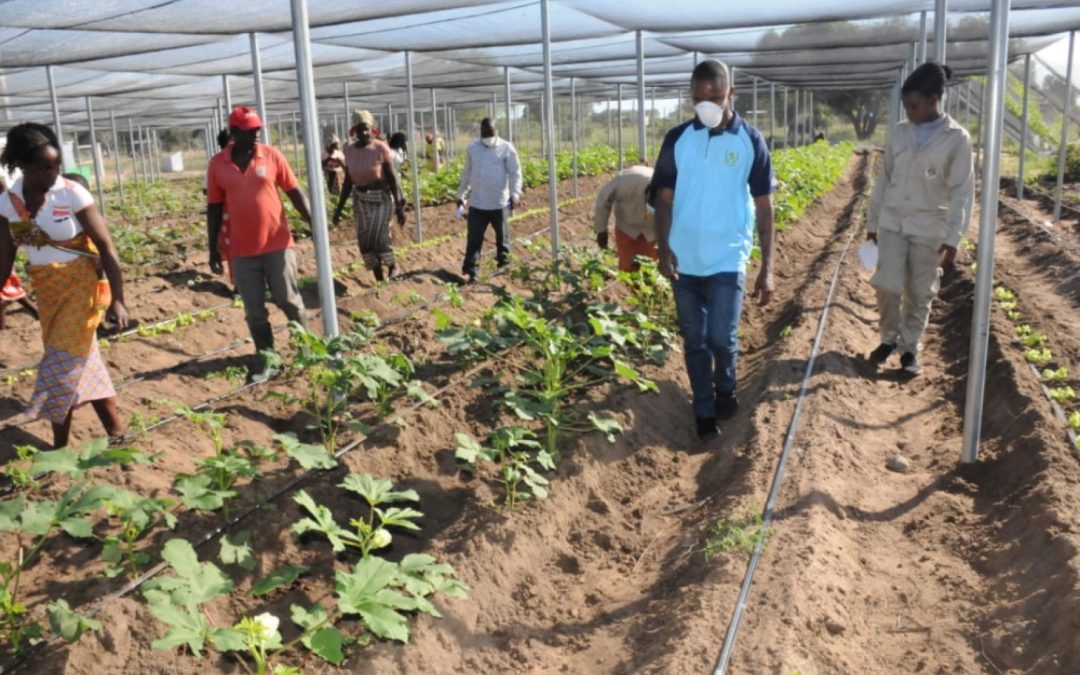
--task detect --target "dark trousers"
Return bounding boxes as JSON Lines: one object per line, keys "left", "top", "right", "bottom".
{"left": 462, "top": 207, "right": 509, "bottom": 278}
{"left": 672, "top": 272, "right": 745, "bottom": 418}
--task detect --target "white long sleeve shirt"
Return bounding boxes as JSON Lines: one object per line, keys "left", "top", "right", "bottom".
{"left": 457, "top": 137, "right": 523, "bottom": 211}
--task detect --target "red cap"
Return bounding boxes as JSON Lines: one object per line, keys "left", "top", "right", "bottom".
{"left": 228, "top": 106, "right": 263, "bottom": 131}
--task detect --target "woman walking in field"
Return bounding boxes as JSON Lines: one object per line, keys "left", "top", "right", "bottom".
{"left": 0, "top": 123, "right": 130, "bottom": 447}
{"left": 866, "top": 62, "right": 975, "bottom": 376}
{"left": 332, "top": 109, "right": 406, "bottom": 283}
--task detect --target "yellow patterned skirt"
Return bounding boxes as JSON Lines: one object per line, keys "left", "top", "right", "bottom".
{"left": 26, "top": 256, "right": 114, "bottom": 424}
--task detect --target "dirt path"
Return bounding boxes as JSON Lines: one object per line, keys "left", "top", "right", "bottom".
{"left": 725, "top": 173, "right": 1080, "bottom": 673}
{"left": 27, "top": 155, "right": 875, "bottom": 673}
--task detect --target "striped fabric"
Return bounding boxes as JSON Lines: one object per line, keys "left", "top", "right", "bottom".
{"left": 353, "top": 190, "right": 396, "bottom": 270}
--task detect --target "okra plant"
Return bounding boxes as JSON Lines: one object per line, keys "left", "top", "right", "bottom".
{"left": 455, "top": 426, "right": 553, "bottom": 509}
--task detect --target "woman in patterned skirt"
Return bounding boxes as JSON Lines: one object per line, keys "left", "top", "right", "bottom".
{"left": 331, "top": 109, "right": 406, "bottom": 283}
{"left": 0, "top": 123, "right": 130, "bottom": 448}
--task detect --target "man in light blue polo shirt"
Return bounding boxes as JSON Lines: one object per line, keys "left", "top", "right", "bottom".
{"left": 652, "top": 59, "right": 776, "bottom": 441}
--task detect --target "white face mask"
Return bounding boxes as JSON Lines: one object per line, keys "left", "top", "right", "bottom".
{"left": 481, "top": 136, "right": 497, "bottom": 147}
{"left": 694, "top": 101, "right": 726, "bottom": 129}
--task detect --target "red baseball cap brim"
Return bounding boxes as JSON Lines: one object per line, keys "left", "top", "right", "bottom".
{"left": 229, "top": 106, "right": 263, "bottom": 131}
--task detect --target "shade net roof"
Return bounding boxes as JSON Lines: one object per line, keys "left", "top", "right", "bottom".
{"left": 0, "top": 1, "right": 1077, "bottom": 129}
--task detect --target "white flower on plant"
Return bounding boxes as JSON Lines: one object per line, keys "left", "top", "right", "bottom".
{"left": 372, "top": 528, "right": 393, "bottom": 549}
{"left": 254, "top": 612, "right": 280, "bottom": 636}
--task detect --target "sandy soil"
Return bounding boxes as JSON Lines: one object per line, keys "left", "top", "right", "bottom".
{"left": 5, "top": 154, "right": 1080, "bottom": 675}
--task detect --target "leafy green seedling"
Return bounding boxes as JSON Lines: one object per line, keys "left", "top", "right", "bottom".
{"left": 704, "top": 509, "right": 771, "bottom": 559}
{"left": 101, "top": 490, "right": 177, "bottom": 579}
{"left": 1050, "top": 386, "right": 1075, "bottom": 404}
{"left": 1042, "top": 367, "right": 1069, "bottom": 382}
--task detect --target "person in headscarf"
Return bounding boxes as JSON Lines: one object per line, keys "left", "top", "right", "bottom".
{"left": 425, "top": 131, "right": 445, "bottom": 172}
{"left": 332, "top": 109, "right": 407, "bottom": 283}
{"left": 322, "top": 135, "right": 346, "bottom": 196}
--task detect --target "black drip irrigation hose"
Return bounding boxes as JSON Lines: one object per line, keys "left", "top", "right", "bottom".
{"left": 713, "top": 168, "right": 868, "bottom": 675}
{"left": 0, "top": 230, "right": 619, "bottom": 675}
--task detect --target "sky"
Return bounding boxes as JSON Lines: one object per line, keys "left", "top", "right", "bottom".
{"left": 1036, "top": 34, "right": 1078, "bottom": 84}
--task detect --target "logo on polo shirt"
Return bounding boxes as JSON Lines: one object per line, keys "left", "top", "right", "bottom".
{"left": 925, "top": 167, "right": 938, "bottom": 179}
{"left": 724, "top": 150, "right": 739, "bottom": 166}
{"left": 255, "top": 165, "right": 267, "bottom": 178}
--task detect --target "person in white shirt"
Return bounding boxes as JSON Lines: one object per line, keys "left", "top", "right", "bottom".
{"left": 0, "top": 122, "right": 130, "bottom": 447}
{"left": 455, "top": 118, "right": 522, "bottom": 283}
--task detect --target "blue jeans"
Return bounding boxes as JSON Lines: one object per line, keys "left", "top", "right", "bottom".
{"left": 672, "top": 272, "right": 745, "bottom": 418}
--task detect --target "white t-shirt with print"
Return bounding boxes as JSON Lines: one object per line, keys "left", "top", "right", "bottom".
{"left": 0, "top": 175, "right": 94, "bottom": 266}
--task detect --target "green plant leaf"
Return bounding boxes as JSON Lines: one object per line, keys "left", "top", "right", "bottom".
{"left": 250, "top": 564, "right": 310, "bottom": 597}
{"left": 338, "top": 474, "right": 419, "bottom": 506}
{"left": 275, "top": 433, "right": 337, "bottom": 470}
{"left": 586, "top": 412, "right": 623, "bottom": 443}
{"left": 46, "top": 599, "right": 101, "bottom": 643}
{"left": 174, "top": 474, "right": 236, "bottom": 511}
{"left": 148, "top": 601, "right": 211, "bottom": 655}
{"left": 152, "top": 538, "right": 234, "bottom": 608}
{"left": 335, "top": 557, "right": 411, "bottom": 642}
{"left": 207, "top": 627, "right": 247, "bottom": 652}
{"left": 453, "top": 433, "right": 485, "bottom": 465}
{"left": 219, "top": 530, "right": 255, "bottom": 571}
{"left": 290, "top": 604, "right": 354, "bottom": 666}
{"left": 291, "top": 490, "right": 353, "bottom": 552}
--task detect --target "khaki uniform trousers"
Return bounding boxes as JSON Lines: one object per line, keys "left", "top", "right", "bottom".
{"left": 871, "top": 228, "right": 943, "bottom": 355}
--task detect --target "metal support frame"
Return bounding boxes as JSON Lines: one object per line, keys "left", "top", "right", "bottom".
{"left": 343, "top": 82, "right": 351, "bottom": 137}
{"left": 752, "top": 77, "right": 758, "bottom": 126}
{"left": 650, "top": 86, "right": 657, "bottom": 156}
{"left": 918, "top": 11, "right": 928, "bottom": 64}
{"left": 405, "top": 51, "right": 422, "bottom": 242}
{"left": 85, "top": 97, "right": 105, "bottom": 214}
{"left": 617, "top": 83, "right": 624, "bottom": 170}
{"left": 1018, "top": 53, "right": 1031, "bottom": 200}
{"left": 222, "top": 75, "right": 232, "bottom": 114}
{"left": 140, "top": 126, "right": 150, "bottom": 183}
{"left": 961, "top": 0, "right": 1011, "bottom": 464}
{"left": 387, "top": 103, "right": 394, "bottom": 135}
{"left": 250, "top": 33, "right": 269, "bottom": 145}
{"left": 794, "top": 87, "right": 800, "bottom": 146}
{"left": 109, "top": 110, "right": 124, "bottom": 206}
{"left": 289, "top": 0, "right": 338, "bottom": 338}
{"left": 46, "top": 65, "right": 66, "bottom": 172}
{"left": 1054, "top": 31, "right": 1075, "bottom": 222}
{"left": 430, "top": 88, "right": 440, "bottom": 172}
{"left": 290, "top": 111, "right": 299, "bottom": 169}
{"left": 571, "top": 77, "right": 579, "bottom": 199}
{"left": 126, "top": 118, "right": 140, "bottom": 187}
{"left": 606, "top": 98, "right": 612, "bottom": 147}
{"left": 504, "top": 66, "right": 513, "bottom": 143}
{"left": 783, "top": 87, "right": 788, "bottom": 147}
{"left": 541, "top": 0, "right": 559, "bottom": 258}
{"left": 808, "top": 91, "right": 814, "bottom": 139}
{"left": 636, "top": 30, "right": 647, "bottom": 162}
{"left": 934, "top": 0, "right": 948, "bottom": 64}
{"left": 769, "top": 81, "right": 776, "bottom": 150}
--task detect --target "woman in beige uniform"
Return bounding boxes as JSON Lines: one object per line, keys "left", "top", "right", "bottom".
{"left": 866, "top": 62, "right": 974, "bottom": 376}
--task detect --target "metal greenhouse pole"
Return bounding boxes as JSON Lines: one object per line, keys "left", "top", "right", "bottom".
{"left": 1054, "top": 31, "right": 1075, "bottom": 222}
{"left": 808, "top": 91, "right": 814, "bottom": 139}
{"left": 918, "top": 11, "right": 928, "bottom": 64}
{"left": 343, "top": 82, "right": 351, "bottom": 132}
{"left": 650, "top": 86, "right": 657, "bottom": 155}
{"left": 405, "top": 51, "right": 422, "bottom": 242}
{"left": 222, "top": 75, "right": 232, "bottom": 113}
{"left": 85, "top": 97, "right": 105, "bottom": 215}
{"left": 430, "top": 88, "right": 440, "bottom": 171}
{"left": 504, "top": 66, "right": 513, "bottom": 143}
{"left": 606, "top": 98, "right": 612, "bottom": 146}
{"left": 387, "top": 104, "right": 394, "bottom": 134}
{"left": 290, "top": 111, "right": 299, "bottom": 168}
{"left": 541, "top": 0, "right": 559, "bottom": 259}
{"left": 769, "top": 81, "right": 776, "bottom": 150}
{"left": 46, "top": 65, "right": 66, "bottom": 172}
{"left": 636, "top": 29, "right": 646, "bottom": 161}
{"left": 250, "top": 33, "right": 269, "bottom": 145}
{"left": 571, "top": 77, "right": 579, "bottom": 199}
{"left": 127, "top": 118, "right": 140, "bottom": 187}
{"left": 783, "top": 87, "right": 788, "bottom": 147}
{"left": 794, "top": 88, "right": 800, "bottom": 146}
{"left": 934, "top": 0, "right": 948, "bottom": 64}
{"left": 1018, "top": 53, "right": 1031, "bottom": 200}
{"left": 752, "top": 77, "right": 758, "bottom": 126}
{"left": 109, "top": 110, "right": 125, "bottom": 207}
{"left": 289, "top": 0, "right": 338, "bottom": 339}
{"left": 617, "top": 83, "right": 624, "bottom": 170}
{"left": 140, "top": 126, "right": 150, "bottom": 183}
{"left": 961, "top": 0, "right": 1011, "bottom": 464}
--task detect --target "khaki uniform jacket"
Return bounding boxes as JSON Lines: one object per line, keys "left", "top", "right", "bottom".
{"left": 594, "top": 166, "right": 655, "bottom": 242}
{"left": 867, "top": 115, "right": 974, "bottom": 248}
